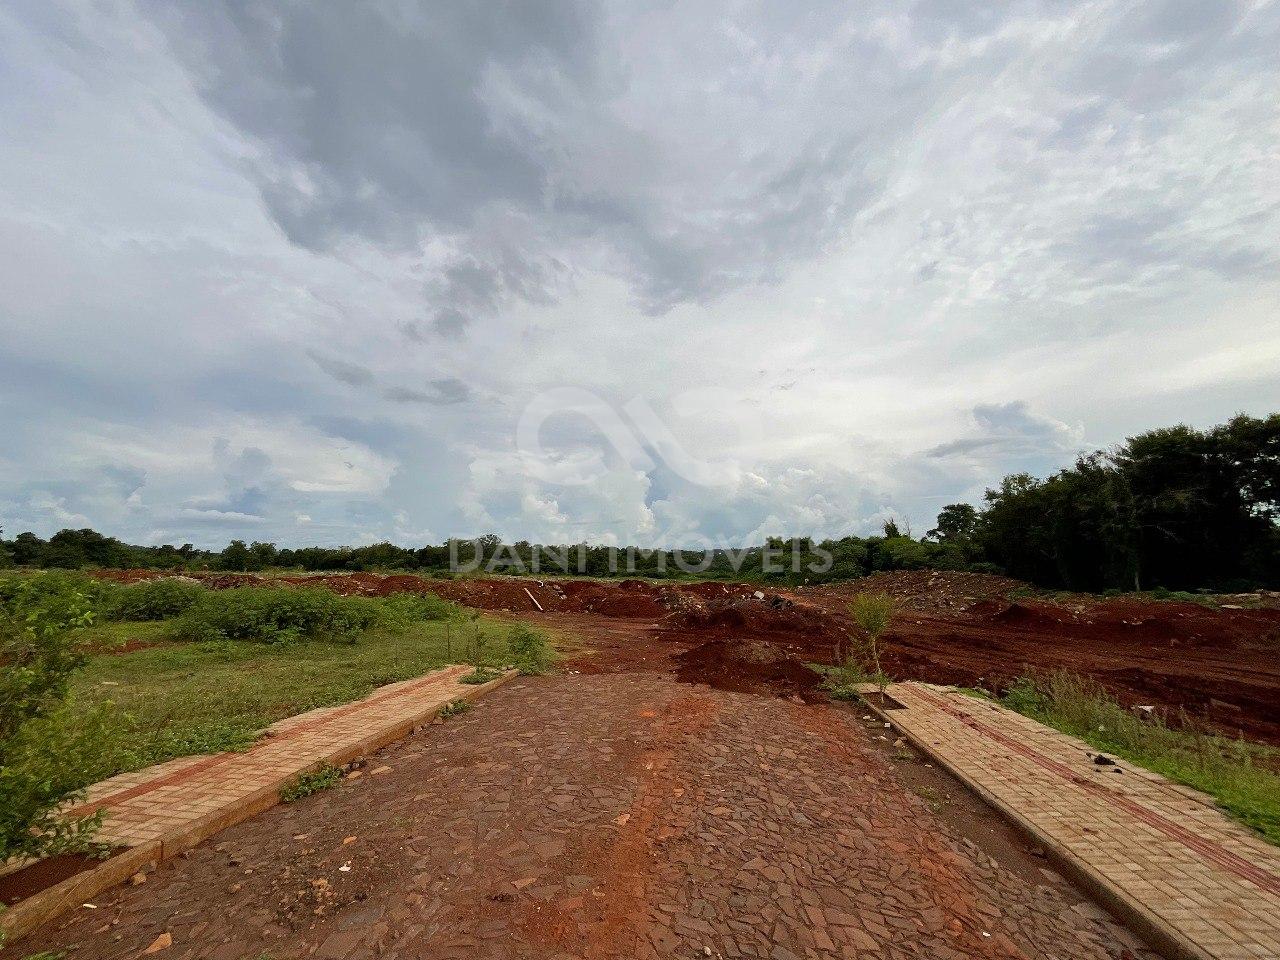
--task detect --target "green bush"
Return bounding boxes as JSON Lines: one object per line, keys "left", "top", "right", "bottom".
{"left": 106, "top": 578, "right": 204, "bottom": 621}
{"left": 0, "top": 570, "right": 117, "bottom": 622}
{"left": 507, "top": 623, "right": 552, "bottom": 674}
{"left": 171, "top": 587, "right": 383, "bottom": 644}
{"left": 375, "top": 591, "right": 459, "bottom": 625}
{"left": 0, "top": 577, "right": 103, "bottom": 861}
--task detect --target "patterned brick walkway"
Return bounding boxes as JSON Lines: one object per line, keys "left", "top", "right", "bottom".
{"left": 73, "top": 664, "right": 506, "bottom": 855}
{"left": 876, "top": 682, "right": 1280, "bottom": 960}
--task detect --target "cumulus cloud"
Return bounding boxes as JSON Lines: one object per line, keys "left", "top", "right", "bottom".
{"left": 1, "top": 0, "right": 1278, "bottom": 547}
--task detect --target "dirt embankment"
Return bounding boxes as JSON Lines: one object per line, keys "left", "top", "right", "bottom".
{"left": 93, "top": 568, "right": 1280, "bottom": 744}
{"left": 94, "top": 569, "right": 780, "bottom": 617}
{"left": 800, "top": 571, "right": 1280, "bottom": 744}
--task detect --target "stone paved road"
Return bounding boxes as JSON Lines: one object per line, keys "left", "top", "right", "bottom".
{"left": 16, "top": 668, "right": 1157, "bottom": 959}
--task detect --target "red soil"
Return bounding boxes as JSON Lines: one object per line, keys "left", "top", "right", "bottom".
{"left": 0, "top": 851, "right": 117, "bottom": 907}
{"left": 92, "top": 568, "right": 1280, "bottom": 744}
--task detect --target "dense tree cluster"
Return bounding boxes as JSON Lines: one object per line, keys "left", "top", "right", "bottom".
{"left": 2, "top": 414, "right": 1276, "bottom": 592}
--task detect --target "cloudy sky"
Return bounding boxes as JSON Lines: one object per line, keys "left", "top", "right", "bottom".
{"left": 2, "top": 1, "right": 1278, "bottom": 550}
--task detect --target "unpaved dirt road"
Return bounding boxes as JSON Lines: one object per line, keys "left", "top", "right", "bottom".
{"left": 17, "top": 620, "right": 1158, "bottom": 960}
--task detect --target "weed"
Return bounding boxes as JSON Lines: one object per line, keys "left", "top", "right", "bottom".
{"left": 280, "top": 763, "right": 341, "bottom": 802}
{"left": 460, "top": 666, "right": 503, "bottom": 685}
{"left": 912, "top": 785, "right": 945, "bottom": 811}
{"left": 438, "top": 699, "right": 470, "bottom": 719}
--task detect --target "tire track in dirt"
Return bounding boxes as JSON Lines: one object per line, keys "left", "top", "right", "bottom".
{"left": 518, "top": 693, "right": 719, "bottom": 957}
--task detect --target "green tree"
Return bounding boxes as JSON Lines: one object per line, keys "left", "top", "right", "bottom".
{"left": 928, "top": 503, "right": 979, "bottom": 543}
{"left": 11, "top": 532, "right": 47, "bottom": 567}
{"left": 219, "top": 539, "right": 251, "bottom": 572}
{"left": 1, "top": 576, "right": 102, "bottom": 860}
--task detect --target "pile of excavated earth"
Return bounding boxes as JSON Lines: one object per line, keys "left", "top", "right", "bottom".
{"left": 94, "top": 567, "right": 1280, "bottom": 745}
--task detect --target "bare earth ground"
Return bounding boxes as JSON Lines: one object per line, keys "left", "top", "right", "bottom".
{"left": 94, "top": 569, "right": 1280, "bottom": 744}
{"left": 17, "top": 616, "right": 1158, "bottom": 960}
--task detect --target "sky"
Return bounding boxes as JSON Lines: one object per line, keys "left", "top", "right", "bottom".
{"left": 1, "top": 1, "right": 1278, "bottom": 551}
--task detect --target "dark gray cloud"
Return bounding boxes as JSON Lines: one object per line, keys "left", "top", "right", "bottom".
{"left": 140, "top": 0, "right": 894, "bottom": 317}
{"left": 927, "top": 402, "right": 1081, "bottom": 462}
{"left": 307, "top": 350, "right": 375, "bottom": 387}
{"left": 145, "top": 1, "right": 602, "bottom": 248}
{"left": 383, "top": 379, "right": 472, "bottom": 405}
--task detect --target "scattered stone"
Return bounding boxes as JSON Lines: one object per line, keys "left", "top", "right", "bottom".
{"left": 141, "top": 932, "right": 172, "bottom": 954}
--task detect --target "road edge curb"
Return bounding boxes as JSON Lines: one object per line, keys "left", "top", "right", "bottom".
{"left": 0, "top": 668, "right": 517, "bottom": 946}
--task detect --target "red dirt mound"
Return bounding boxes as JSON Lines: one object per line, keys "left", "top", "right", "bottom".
{"left": 803, "top": 569, "right": 1023, "bottom": 613}
{"left": 674, "top": 638, "right": 822, "bottom": 699}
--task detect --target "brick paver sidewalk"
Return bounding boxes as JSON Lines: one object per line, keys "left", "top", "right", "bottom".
{"left": 876, "top": 682, "right": 1280, "bottom": 960}
{"left": 70, "top": 664, "right": 500, "bottom": 855}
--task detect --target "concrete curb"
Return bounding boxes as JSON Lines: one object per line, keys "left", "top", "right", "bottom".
{"left": 859, "top": 688, "right": 1206, "bottom": 960}
{"left": 0, "top": 668, "right": 517, "bottom": 946}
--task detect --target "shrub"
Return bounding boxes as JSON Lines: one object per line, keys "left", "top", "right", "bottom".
{"left": 0, "top": 570, "right": 116, "bottom": 622}
{"left": 0, "top": 578, "right": 103, "bottom": 861}
{"left": 106, "top": 579, "right": 204, "bottom": 621}
{"left": 375, "top": 591, "right": 459, "bottom": 625}
{"left": 507, "top": 623, "right": 552, "bottom": 675}
{"left": 846, "top": 592, "right": 897, "bottom": 695}
{"left": 171, "top": 588, "right": 382, "bottom": 644}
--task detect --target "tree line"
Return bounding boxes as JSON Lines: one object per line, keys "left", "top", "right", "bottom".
{"left": 2, "top": 414, "right": 1276, "bottom": 592}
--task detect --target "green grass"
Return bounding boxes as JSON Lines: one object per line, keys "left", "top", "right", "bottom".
{"left": 73, "top": 619, "right": 172, "bottom": 652}
{"left": 999, "top": 673, "right": 1280, "bottom": 845}
{"left": 58, "top": 616, "right": 549, "bottom": 793}
{"left": 280, "top": 763, "right": 341, "bottom": 802}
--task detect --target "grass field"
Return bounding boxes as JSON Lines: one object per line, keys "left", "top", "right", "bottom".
{"left": 61, "top": 614, "right": 535, "bottom": 793}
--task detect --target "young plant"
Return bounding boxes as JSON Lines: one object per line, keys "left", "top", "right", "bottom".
{"left": 846, "top": 592, "right": 898, "bottom": 696}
